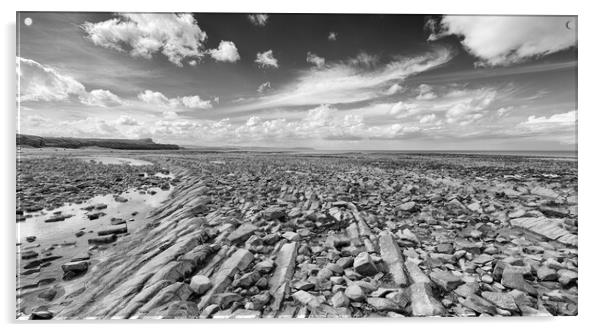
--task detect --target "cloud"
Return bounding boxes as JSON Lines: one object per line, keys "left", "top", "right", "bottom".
{"left": 257, "top": 81, "right": 272, "bottom": 94}
{"left": 389, "top": 102, "right": 423, "bottom": 119}
{"left": 137, "top": 89, "right": 212, "bottom": 110}
{"left": 248, "top": 14, "right": 269, "bottom": 26}
{"left": 328, "top": 32, "right": 337, "bottom": 41}
{"left": 116, "top": 115, "right": 140, "bottom": 126}
{"left": 419, "top": 114, "right": 437, "bottom": 124}
{"left": 416, "top": 84, "right": 436, "bottom": 100}
{"left": 496, "top": 107, "right": 513, "bottom": 117}
{"left": 207, "top": 41, "right": 240, "bottom": 63}
{"left": 384, "top": 83, "right": 404, "bottom": 95}
{"left": 137, "top": 89, "right": 171, "bottom": 105}
{"left": 306, "top": 52, "right": 325, "bottom": 68}
{"left": 81, "top": 13, "right": 207, "bottom": 66}
{"left": 255, "top": 50, "right": 279, "bottom": 68}
{"left": 18, "top": 57, "right": 123, "bottom": 107}
{"left": 162, "top": 110, "right": 179, "bottom": 119}
{"left": 230, "top": 47, "right": 452, "bottom": 111}
{"left": 443, "top": 88, "right": 496, "bottom": 124}
{"left": 180, "top": 95, "right": 213, "bottom": 109}
{"left": 18, "top": 57, "right": 85, "bottom": 102}
{"left": 429, "top": 16, "right": 577, "bottom": 66}
{"left": 349, "top": 52, "right": 379, "bottom": 68}
{"left": 79, "top": 89, "right": 123, "bottom": 107}
{"left": 519, "top": 110, "right": 577, "bottom": 130}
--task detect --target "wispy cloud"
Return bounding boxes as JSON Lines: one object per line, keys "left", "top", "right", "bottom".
{"left": 257, "top": 82, "right": 271, "bottom": 94}
{"left": 228, "top": 47, "right": 452, "bottom": 112}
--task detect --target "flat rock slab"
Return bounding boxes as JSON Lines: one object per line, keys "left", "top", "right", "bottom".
{"left": 409, "top": 282, "right": 445, "bottom": 317}
{"left": 197, "top": 248, "right": 254, "bottom": 310}
{"left": 227, "top": 223, "right": 258, "bottom": 244}
{"left": 378, "top": 231, "right": 408, "bottom": 286}
{"left": 269, "top": 241, "right": 298, "bottom": 311}
{"left": 510, "top": 217, "right": 577, "bottom": 246}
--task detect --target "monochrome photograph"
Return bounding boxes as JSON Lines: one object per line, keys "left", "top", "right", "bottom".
{"left": 15, "top": 12, "right": 577, "bottom": 319}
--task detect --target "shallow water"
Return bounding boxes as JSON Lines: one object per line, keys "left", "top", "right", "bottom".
{"left": 74, "top": 155, "right": 154, "bottom": 166}
{"left": 16, "top": 183, "right": 173, "bottom": 310}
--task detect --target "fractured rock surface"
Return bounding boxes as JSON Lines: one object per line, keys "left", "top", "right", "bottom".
{"left": 16, "top": 152, "right": 577, "bottom": 319}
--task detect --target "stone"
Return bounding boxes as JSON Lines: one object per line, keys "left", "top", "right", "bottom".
{"left": 87, "top": 234, "right": 117, "bottom": 245}
{"left": 336, "top": 257, "right": 354, "bottom": 269}
{"left": 330, "top": 291, "right": 350, "bottom": 308}
{"left": 233, "top": 271, "right": 261, "bottom": 288}
{"left": 21, "top": 250, "right": 38, "bottom": 260}
{"left": 200, "top": 304, "right": 219, "bottom": 318}
{"left": 325, "top": 262, "right": 344, "bottom": 274}
{"left": 61, "top": 261, "right": 89, "bottom": 274}
{"left": 378, "top": 231, "right": 409, "bottom": 286}
{"left": 404, "top": 260, "right": 431, "bottom": 284}
{"left": 409, "top": 282, "right": 445, "bottom": 317}
{"left": 537, "top": 265, "right": 558, "bottom": 281}
{"left": 344, "top": 283, "right": 365, "bottom": 302}
{"left": 190, "top": 275, "right": 212, "bottom": 295}
{"left": 97, "top": 225, "right": 127, "bottom": 236}
{"left": 282, "top": 231, "right": 301, "bottom": 242}
{"left": 255, "top": 259, "right": 275, "bottom": 273}
{"left": 399, "top": 201, "right": 417, "bottom": 212}
{"left": 353, "top": 252, "right": 378, "bottom": 276}
{"left": 197, "top": 249, "right": 254, "bottom": 310}
{"left": 429, "top": 270, "right": 463, "bottom": 291}
{"left": 501, "top": 266, "right": 538, "bottom": 296}
{"left": 460, "top": 294, "right": 497, "bottom": 315}
{"left": 472, "top": 254, "right": 494, "bottom": 265}
{"left": 558, "top": 269, "right": 578, "bottom": 286}
{"left": 366, "top": 297, "right": 400, "bottom": 312}
{"left": 293, "top": 280, "right": 314, "bottom": 291}
{"left": 262, "top": 206, "right": 286, "bottom": 220}
{"left": 227, "top": 223, "right": 258, "bottom": 244}
{"left": 37, "top": 288, "right": 57, "bottom": 301}
{"left": 30, "top": 310, "right": 53, "bottom": 320}
{"left": 268, "top": 241, "right": 298, "bottom": 311}
{"left": 436, "top": 243, "right": 454, "bottom": 254}
{"left": 292, "top": 290, "right": 323, "bottom": 309}
{"left": 481, "top": 291, "right": 518, "bottom": 311}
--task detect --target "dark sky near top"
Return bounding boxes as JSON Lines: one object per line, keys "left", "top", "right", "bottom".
{"left": 17, "top": 13, "right": 577, "bottom": 150}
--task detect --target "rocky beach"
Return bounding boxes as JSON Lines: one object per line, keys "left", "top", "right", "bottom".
{"left": 15, "top": 149, "right": 578, "bottom": 319}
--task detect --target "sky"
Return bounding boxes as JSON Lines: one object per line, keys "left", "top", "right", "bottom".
{"left": 16, "top": 13, "right": 577, "bottom": 150}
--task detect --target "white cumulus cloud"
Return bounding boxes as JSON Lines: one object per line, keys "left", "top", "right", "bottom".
{"left": 255, "top": 50, "right": 279, "bottom": 68}
{"left": 80, "top": 89, "right": 123, "bottom": 107}
{"left": 116, "top": 115, "right": 140, "bottom": 126}
{"left": 207, "top": 41, "right": 240, "bottom": 63}
{"left": 248, "top": 14, "right": 269, "bottom": 26}
{"left": 306, "top": 52, "right": 325, "bottom": 68}
{"left": 137, "top": 89, "right": 212, "bottom": 110}
{"left": 81, "top": 13, "right": 208, "bottom": 66}
{"left": 180, "top": 95, "right": 212, "bottom": 109}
